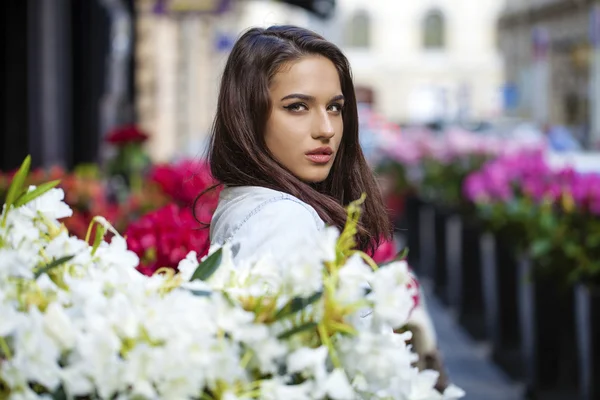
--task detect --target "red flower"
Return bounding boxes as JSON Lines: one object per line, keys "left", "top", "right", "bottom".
{"left": 105, "top": 125, "right": 149, "bottom": 146}
{"left": 149, "top": 160, "right": 221, "bottom": 208}
{"left": 124, "top": 204, "right": 211, "bottom": 276}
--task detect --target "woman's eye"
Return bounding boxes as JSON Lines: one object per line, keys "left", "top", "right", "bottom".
{"left": 328, "top": 103, "right": 344, "bottom": 113}
{"left": 284, "top": 103, "right": 308, "bottom": 112}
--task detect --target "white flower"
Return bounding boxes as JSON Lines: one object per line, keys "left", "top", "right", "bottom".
{"left": 244, "top": 333, "right": 287, "bottom": 374}
{"left": 73, "top": 319, "right": 125, "bottom": 398}
{"left": 260, "top": 379, "right": 313, "bottom": 400}
{"left": 442, "top": 384, "right": 466, "bottom": 400}
{"left": 43, "top": 302, "right": 77, "bottom": 350}
{"left": 0, "top": 303, "right": 23, "bottom": 336}
{"left": 21, "top": 187, "right": 72, "bottom": 220}
{"left": 324, "top": 368, "right": 355, "bottom": 400}
{"left": 204, "top": 243, "right": 237, "bottom": 289}
{"left": 177, "top": 250, "right": 199, "bottom": 281}
{"left": 105, "top": 292, "right": 140, "bottom": 338}
{"left": 338, "top": 330, "right": 417, "bottom": 394}
{"left": 407, "top": 370, "right": 443, "bottom": 400}
{"left": 45, "top": 231, "right": 91, "bottom": 266}
{"left": 282, "top": 256, "right": 323, "bottom": 298}
{"left": 60, "top": 366, "right": 94, "bottom": 397}
{"left": 337, "top": 254, "right": 374, "bottom": 305}
{"left": 0, "top": 249, "right": 34, "bottom": 280}
{"left": 121, "top": 344, "right": 159, "bottom": 399}
{"left": 95, "top": 236, "right": 140, "bottom": 271}
{"left": 317, "top": 226, "right": 340, "bottom": 262}
{"left": 12, "top": 310, "right": 62, "bottom": 391}
{"left": 368, "top": 261, "right": 416, "bottom": 328}
{"left": 0, "top": 187, "right": 464, "bottom": 399}
{"left": 287, "top": 346, "right": 329, "bottom": 382}
{"left": 3, "top": 211, "right": 40, "bottom": 246}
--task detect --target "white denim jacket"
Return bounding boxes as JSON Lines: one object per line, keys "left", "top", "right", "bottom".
{"left": 209, "top": 186, "right": 325, "bottom": 263}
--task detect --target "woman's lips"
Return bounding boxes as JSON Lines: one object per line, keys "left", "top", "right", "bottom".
{"left": 306, "top": 154, "right": 332, "bottom": 164}
{"left": 305, "top": 146, "right": 333, "bottom": 164}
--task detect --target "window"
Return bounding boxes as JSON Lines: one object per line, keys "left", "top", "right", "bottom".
{"left": 346, "top": 10, "right": 371, "bottom": 48}
{"left": 423, "top": 9, "right": 445, "bottom": 50}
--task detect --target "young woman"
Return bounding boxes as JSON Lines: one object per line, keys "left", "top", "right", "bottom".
{"left": 204, "top": 25, "right": 449, "bottom": 391}
{"left": 207, "top": 25, "right": 391, "bottom": 261}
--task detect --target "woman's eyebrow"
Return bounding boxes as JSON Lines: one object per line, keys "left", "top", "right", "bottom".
{"left": 280, "top": 93, "right": 313, "bottom": 101}
{"left": 280, "top": 93, "right": 345, "bottom": 102}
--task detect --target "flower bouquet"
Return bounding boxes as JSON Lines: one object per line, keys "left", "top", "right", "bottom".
{"left": 0, "top": 157, "right": 464, "bottom": 400}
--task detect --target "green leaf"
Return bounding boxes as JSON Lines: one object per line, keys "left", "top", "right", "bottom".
{"left": 91, "top": 225, "right": 107, "bottom": 255}
{"left": 274, "top": 291, "right": 323, "bottom": 321}
{"left": 586, "top": 232, "right": 600, "bottom": 248}
{"left": 381, "top": 247, "right": 409, "bottom": 267}
{"left": 277, "top": 322, "right": 318, "bottom": 340}
{"left": 34, "top": 255, "right": 75, "bottom": 279}
{"left": 14, "top": 180, "right": 60, "bottom": 208}
{"left": 52, "top": 385, "right": 67, "bottom": 400}
{"left": 564, "top": 242, "right": 581, "bottom": 258}
{"left": 530, "top": 239, "right": 552, "bottom": 259}
{"left": 4, "top": 156, "right": 31, "bottom": 210}
{"left": 187, "top": 289, "right": 212, "bottom": 297}
{"left": 190, "top": 248, "right": 223, "bottom": 281}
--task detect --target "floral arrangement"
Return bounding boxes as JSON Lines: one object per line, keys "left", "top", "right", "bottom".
{"left": 0, "top": 158, "right": 219, "bottom": 246}
{"left": 0, "top": 164, "right": 122, "bottom": 241}
{"left": 463, "top": 150, "right": 600, "bottom": 282}
{"left": 0, "top": 157, "right": 464, "bottom": 400}
{"left": 374, "top": 127, "right": 546, "bottom": 208}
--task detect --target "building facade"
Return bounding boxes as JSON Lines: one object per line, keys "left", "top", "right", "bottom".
{"left": 498, "top": 0, "right": 599, "bottom": 147}
{"left": 1, "top": 0, "right": 136, "bottom": 171}
{"left": 333, "top": 0, "right": 505, "bottom": 125}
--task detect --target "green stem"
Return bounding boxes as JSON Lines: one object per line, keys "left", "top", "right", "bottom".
{"left": 239, "top": 350, "right": 253, "bottom": 369}
{"left": 0, "top": 337, "right": 12, "bottom": 360}
{"left": 1, "top": 205, "right": 11, "bottom": 229}
{"left": 353, "top": 250, "right": 379, "bottom": 271}
{"left": 84, "top": 219, "right": 96, "bottom": 244}
{"left": 318, "top": 323, "right": 341, "bottom": 369}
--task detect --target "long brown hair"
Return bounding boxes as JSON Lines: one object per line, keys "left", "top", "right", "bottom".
{"left": 204, "top": 25, "right": 391, "bottom": 253}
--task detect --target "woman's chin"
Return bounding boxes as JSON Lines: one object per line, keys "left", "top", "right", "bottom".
{"left": 291, "top": 163, "right": 334, "bottom": 184}
{"left": 298, "top": 174, "right": 329, "bottom": 184}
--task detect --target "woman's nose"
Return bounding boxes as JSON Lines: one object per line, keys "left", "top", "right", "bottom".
{"left": 312, "top": 111, "right": 335, "bottom": 140}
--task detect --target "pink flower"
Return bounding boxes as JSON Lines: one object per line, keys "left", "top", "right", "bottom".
{"left": 125, "top": 204, "right": 210, "bottom": 275}
{"left": 149, "top": 160, "right": 221, "bottom": 208}
{"left": 372, "top": 239, "right": 398, "bottom": 264}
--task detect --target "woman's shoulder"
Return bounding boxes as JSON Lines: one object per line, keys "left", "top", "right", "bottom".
{"left": 210, "top": 186, "right": 325, "bottom": 244}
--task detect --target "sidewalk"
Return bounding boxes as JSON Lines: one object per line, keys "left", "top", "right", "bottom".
{"left": 421, "top": 281, "right": 525, "bottom": 400}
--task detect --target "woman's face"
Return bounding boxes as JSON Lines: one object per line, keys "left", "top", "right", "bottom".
{"left": 265, "top": 55, "right": 344, "bottom": 183}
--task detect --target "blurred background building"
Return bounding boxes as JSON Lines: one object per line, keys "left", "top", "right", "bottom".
{"left": 498, "top": 0, "right": 600, "bottom": 148}
{"left": 3, "top": 0, "right": 600, "bottom": 168}
{"left": 335, "top": 0, "right": 504, "bottom": 127}
{"left": 1, "top": 0, "right": 137, "bottom": 170}
{"left": 136, "top": 0, "right": 505, "bottom": 161}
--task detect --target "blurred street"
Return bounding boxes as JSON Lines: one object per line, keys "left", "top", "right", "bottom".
{"left": 423, "top": 280, "right": 524, "bottom": 400}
